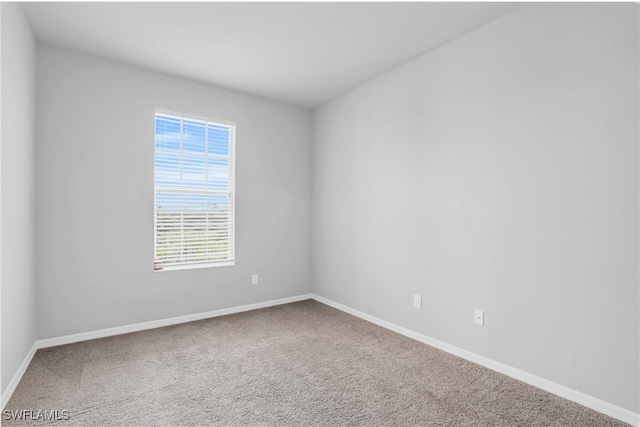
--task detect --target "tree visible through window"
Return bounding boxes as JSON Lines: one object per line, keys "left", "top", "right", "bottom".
{"left": 154, "top": 112, "right": 235, "bottom": 270}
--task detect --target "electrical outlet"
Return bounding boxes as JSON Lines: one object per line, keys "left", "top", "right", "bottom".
{"left": 413, "top": 294, "right": 422, "bottom": 309}
{"left": 474, "top": 309, "right": 484, "bottom": 326}
{"left": 251, "top": 274, "right": 259, "bottom": 285}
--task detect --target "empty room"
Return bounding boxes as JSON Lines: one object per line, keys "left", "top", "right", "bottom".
{"left": 2, "top": 2, "right": 638, "bottom": 426}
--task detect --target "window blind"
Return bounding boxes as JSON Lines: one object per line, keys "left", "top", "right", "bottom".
{"left": 154, "top": 112, "right": 236, "bottom": 270}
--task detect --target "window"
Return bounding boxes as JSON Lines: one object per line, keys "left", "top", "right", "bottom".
{"left": 154, "top": 112, "right": 236, "bottom": 271}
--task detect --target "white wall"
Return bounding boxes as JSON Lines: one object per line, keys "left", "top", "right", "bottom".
{"left": 312, "top": 3, "right": 639, "bottom": 413}
{"left": 1, "top": 3, "right": 37, "bottom": 396}
{"left": 36, "top": 45, "right": 312, "bottom": 339}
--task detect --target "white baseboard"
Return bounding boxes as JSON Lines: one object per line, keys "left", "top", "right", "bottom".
{"left": 1, "top": 342, "right": 37, "bottom": 411}
{"left": 310, "top": 294, "right": 639, "bottom": 427}
{"left": 2, "top": 293, "right": 313, "bottom": 408}
{"left": 38, "top": 294, "right": 313, "bottom": 349}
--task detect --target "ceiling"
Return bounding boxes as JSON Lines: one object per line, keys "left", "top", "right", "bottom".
{"left": 21, "top": 2, "right": 520, "bottom": 109}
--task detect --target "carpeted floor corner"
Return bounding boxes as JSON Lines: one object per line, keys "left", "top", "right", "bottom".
{"left": 3, "top": 300, "right": 630, "bottom": 426}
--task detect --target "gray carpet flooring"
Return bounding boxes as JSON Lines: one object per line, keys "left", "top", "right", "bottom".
{"left": 4, "top": 300, "right": 629, "bottom": 426}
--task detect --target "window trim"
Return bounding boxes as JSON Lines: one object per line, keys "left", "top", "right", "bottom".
{"left": 153, "top": 109, "right": 236, "bottom": 272}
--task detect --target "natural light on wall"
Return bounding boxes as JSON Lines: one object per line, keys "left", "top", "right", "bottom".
{"left": 153, "top": 111, "right": 236, "bottom": 271}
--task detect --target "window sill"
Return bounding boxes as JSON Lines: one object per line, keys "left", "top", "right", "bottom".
{"left": 154, "top": 261, "right": 235, "bottom": 272}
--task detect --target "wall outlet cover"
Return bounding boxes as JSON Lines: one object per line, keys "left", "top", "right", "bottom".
{"left": 474, "top": 309, "right": 484, "bottom": 326}
{"left": 413, "top": 294, "right": 422, "bottom": 309}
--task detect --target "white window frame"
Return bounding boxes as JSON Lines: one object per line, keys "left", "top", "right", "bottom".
{"left": 153, "top": 110, "right": 236, "bottom": 271}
